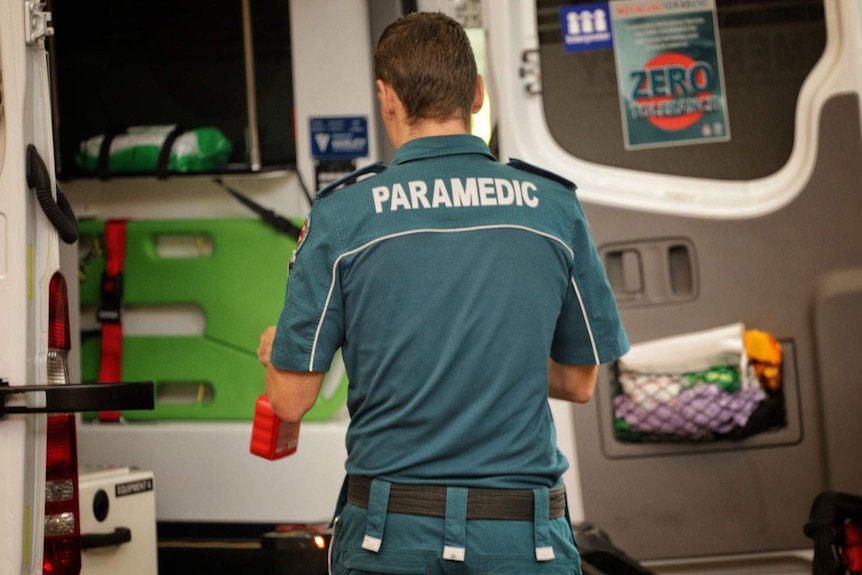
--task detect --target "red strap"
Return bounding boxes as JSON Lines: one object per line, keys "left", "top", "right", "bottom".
{"left": 97, "top": 220, "right": 127, "bottom": 422}
{"left": 104, "top": 220, "right": 127, "bottom": 276}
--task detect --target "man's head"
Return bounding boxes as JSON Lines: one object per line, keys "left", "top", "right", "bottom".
{"left": 374, "top": 12, "right": 480, "bottom": 131}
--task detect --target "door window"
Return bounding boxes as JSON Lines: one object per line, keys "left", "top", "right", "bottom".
{"left": 536, "top": 0, "right": 826, "bottom": 180}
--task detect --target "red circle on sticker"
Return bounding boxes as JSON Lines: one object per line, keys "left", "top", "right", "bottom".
{"left": 636, "top": 52, "right": 711, "bottom": 131}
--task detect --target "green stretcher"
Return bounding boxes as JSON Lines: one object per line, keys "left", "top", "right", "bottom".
{"left": 78, "top": 218, "right": 348, "bottom": 422}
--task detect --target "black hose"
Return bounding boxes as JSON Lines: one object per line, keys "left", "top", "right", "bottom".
{"left": 26, "top": 144, "right": 79, "bottom": 244}
{"left": 212, "top": 177, "right": 302, "bottom": 240}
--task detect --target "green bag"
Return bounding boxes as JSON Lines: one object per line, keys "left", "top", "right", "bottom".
{"left": 76, "top": 125, "right": 232, "bottom": 174}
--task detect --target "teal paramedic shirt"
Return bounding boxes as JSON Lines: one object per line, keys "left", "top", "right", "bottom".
{"left": 271, "top": 135, "right": 629, "bottom": 489}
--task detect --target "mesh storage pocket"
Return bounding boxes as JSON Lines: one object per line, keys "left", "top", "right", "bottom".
{"left": 612, "top": 324, "right": 787, "bottom": 443}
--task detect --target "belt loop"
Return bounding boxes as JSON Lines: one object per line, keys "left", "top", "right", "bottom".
{"left": 533, "top": 487, "right": 556, "bottom": 562}
{"left": 331, "top": 474, "right": 349, "bottom": 527}
{"left": 442, "top": 487, "right": 468, "bottom": 562}
{"left": 362, "top": 479, "right": 391, "bottom": 553}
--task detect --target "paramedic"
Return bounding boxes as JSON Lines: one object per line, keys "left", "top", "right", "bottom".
{"left": 257, "top": 11, "right": 629, "bottom": 575}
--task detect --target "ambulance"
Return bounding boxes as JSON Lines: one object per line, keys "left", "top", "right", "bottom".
{"left": 3, "top": 0, "right": 862, "bottom": 574}
{"left": 1, "top": 1, "right": 154, "bottom": 574}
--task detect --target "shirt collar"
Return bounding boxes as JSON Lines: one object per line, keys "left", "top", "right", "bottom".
{"left": 391, "top": 134, "right": 496, "bottom": 166}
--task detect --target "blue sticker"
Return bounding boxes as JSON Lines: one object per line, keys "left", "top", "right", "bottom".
{"left": 560, "top": 2, "right": 614, "bottom": 53}
{"left": 310, "top": 116, "right": 368, "bottom": 160}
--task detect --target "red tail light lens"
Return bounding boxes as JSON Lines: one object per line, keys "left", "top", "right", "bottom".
{"left": 45, "top": 414, "right": 77, "bottom": 482}
{"left": 43, "top": 273, "right": 81, "bottom": 575}
{"left": 43, "top": 414, "right": 82, "bottom": 575}
{"left": 43, "top": 535, "right": 82, "bottom": 575}
{"left": 48, "top": 272, "right": 71, "bottom": 351}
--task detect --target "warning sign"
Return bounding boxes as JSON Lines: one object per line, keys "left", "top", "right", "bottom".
{"left": 611, "top": 0, "right": 730, "bottom": 149}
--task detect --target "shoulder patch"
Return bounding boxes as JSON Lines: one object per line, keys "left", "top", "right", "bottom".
{"left": 316, "top": 161, "right": 387, "bottom": 199}
{"left": 288, "top": 216, "right": 310, "bottom": 272}
{"left": 508, "top": 158, "right": 577, "bottom": 191}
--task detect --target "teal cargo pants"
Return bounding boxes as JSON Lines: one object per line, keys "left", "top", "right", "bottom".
{"left": 328, "top": 479, "right": 582, "bottom": 575}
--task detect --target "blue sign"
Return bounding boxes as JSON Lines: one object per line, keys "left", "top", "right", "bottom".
{"left": 310, "top": 116, "right": 368, "bottom": 159}
{"left": 560, "top": 2, "right": 614, "bottom": 53}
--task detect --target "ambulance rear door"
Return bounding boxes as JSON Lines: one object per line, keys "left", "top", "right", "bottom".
{"left": 486, "top": 0, "right": 862, "bottom": 562}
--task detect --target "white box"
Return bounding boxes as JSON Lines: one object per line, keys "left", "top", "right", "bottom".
{"left": 79, "top": 466, "right": 158, "bottom": 575}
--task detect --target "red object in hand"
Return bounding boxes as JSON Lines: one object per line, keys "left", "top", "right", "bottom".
{"left": 250, "top": 394, "right": 300, "bottom": 460}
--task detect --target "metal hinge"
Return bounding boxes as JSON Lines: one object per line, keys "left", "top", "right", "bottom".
{"left": 519, "top": 49, "right": 542, "bottom": 96}
{"left": 25, "top": 1, "right": 54, "bottom": 45}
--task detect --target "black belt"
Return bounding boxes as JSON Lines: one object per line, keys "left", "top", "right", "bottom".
{"left": 346, "top": 476, "right": 566, "bottom": 521}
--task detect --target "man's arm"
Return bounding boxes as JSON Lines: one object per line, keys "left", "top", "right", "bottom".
{"left": 548, "top": 358, "right": 598, "bottom": 403}
{"left": 258, "top": 326, "right": 326, "bottom": 422}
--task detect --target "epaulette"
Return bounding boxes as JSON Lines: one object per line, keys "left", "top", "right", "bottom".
{"left": 316, "top": 161, "right": 387, "bottom": 199}
{"left": 508, "top": 158, "right": 577, "bottom": 191}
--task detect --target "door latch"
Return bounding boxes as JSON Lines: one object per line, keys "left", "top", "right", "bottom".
{"left": 519, "top": 49, "right": 542, "bottom": 95}
{"left": 25, "top": 1, "right": 54, "bottom": 45}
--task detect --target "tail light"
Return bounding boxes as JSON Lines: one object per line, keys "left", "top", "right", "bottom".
{"left": 43, "top": 272, "right": 82, "bottom": 575}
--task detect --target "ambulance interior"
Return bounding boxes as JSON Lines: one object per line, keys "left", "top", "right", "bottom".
{"left": 37, "top": 0, "right": 862, "bottom": 573}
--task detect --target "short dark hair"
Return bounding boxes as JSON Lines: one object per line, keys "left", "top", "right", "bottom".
{"left": 374, "top": 12, "right": 478, "bottom": 127}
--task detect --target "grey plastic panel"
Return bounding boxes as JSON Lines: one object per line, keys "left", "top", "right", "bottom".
{"left": 571, "top": 95, "right": 862, "bottom": 561}
{"left": 813, "top": 268, "right": 862, "bottom": 493}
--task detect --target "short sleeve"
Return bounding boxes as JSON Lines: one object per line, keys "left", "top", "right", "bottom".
{"left": 270, "top": 203, "right": 345, "bottom": 372}
{"left": 551, "top": 210, "right": 629, "bottom": 365}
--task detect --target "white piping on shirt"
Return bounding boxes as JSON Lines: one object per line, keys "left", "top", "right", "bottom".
{"left": 569, "top": 276, "right": 600, "bottom": 364}
{"left": 308, "top": 224, "right": 600, "bottom": 370}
